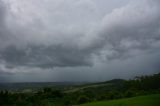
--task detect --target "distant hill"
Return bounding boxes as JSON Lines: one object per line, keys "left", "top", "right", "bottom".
{"left": 0, "top": 82, "right": 84, "bottom": 91}
{"left": 65, "top": 79, "right": 125, "bottom": 93}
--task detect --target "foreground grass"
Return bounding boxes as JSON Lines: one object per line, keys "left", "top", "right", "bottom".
{"left": 77, "top": 94, "right": 160, "bottom": 106}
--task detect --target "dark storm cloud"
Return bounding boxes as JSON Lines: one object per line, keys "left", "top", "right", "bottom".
{"left": 0, "top": 0, "right": 160, "bottom": 75}
{"left": 0, "top": 45, "right": 92, "bottom": 68}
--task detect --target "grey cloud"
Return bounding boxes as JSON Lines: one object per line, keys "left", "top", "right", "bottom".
{"left": 0, "top": 1, "right": 7, "bottom": 46}
{"left": 0, "top": 0, "right": 160, "bottom": 75}
{"left": 96, "top": 0, "right": 160, "bottom": 60}
{"left": 0, "top": 45, "right": 93, "bottom": 69}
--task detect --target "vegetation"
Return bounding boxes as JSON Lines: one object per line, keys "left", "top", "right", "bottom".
{"left": 0, "top": 73, "right": 159, "bottom": 106}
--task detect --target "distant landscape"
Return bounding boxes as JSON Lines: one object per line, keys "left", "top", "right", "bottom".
{"left": 0, "top": 73, "right": 160, "bottom": 106}
{"left": 0, "top": 0, "right": 160, "bottom": 106}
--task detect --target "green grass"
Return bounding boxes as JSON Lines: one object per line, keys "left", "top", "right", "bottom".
{"left": 77, "top": 94, "right": 160, "bottom": 106}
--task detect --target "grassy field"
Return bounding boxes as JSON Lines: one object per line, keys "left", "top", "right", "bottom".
{"left": 77, "top": 94, "right": 160, "bottom": 106}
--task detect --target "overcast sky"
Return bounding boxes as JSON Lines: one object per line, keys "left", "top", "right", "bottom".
{"left": 0, "top": 0, "right": 160, "bottom": 82}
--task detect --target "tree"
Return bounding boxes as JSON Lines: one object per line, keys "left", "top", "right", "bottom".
{"left": 77, "top": 95, "right": 90, "bottom": 104}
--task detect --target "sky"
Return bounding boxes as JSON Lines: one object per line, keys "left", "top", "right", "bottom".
{"left": 0, "top": 0, "right": 160, "bottom": 82}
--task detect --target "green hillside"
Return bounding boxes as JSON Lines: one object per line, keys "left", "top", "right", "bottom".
{"left": 77, "top": 94, "right": 160, "bottom": 106}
